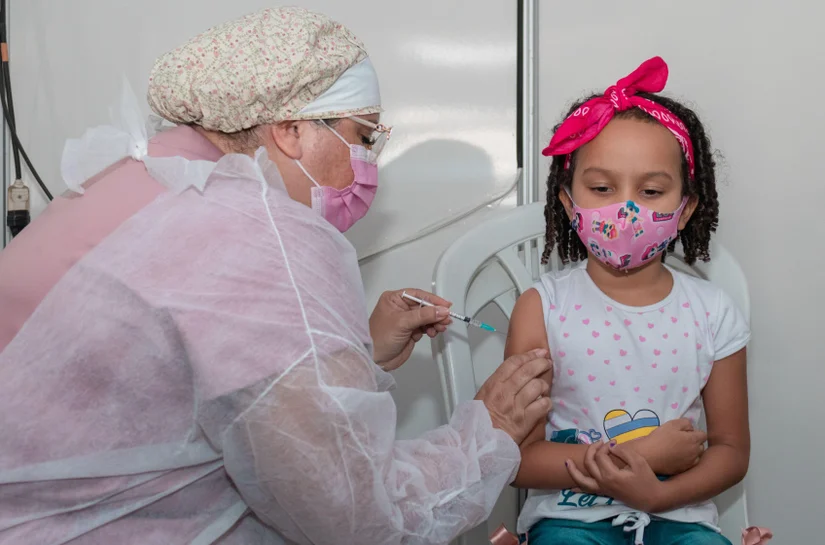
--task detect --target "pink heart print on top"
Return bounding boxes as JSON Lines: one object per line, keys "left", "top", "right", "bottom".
{"left": 567, "top": 194, "right": 688, "bottom": 271}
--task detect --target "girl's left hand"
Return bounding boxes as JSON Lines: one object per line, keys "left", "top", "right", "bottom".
{"left": 566, "top": 441, "right": 665, "bottom": 513}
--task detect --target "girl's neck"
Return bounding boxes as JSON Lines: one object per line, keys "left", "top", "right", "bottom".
{"left": 585, "top": 257, "right": 673, "bottom": 307}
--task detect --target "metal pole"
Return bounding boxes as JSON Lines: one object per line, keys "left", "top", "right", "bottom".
{"left": 517, "top": 0, "right": 539, "bottom": 513}
{"left": 519, "top": 0, "right": 539, "bottom": 207}
{"left": 518, "top": 0, "right": 539, "bottom": 286}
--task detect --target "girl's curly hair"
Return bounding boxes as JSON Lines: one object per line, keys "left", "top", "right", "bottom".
{"left": 541, "top": 92, "right": 719, "bottom": 266}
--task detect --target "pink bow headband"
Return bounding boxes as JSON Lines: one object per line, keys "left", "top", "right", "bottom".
{"left": 542, "top": 56, "right": 695, "bottom": 179}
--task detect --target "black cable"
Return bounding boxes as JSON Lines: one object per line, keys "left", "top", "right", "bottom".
{"left": 0, "top": 0, "right": 52, "bottom": 201}
{"left": 3, "top": 62, "right": 21, "bottom": 180}
{"left": 0, "top": 0, "right": 18, "bottom": 181}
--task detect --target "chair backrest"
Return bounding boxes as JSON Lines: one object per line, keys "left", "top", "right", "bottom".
{"left": 432, "top": 202, "right": 749, "bottom": 544}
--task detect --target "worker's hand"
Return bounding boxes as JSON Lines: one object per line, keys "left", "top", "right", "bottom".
{"left": 370, "top": 288, "right": 453, "bottom": 371}
{"left": 475, "top": 349, "right": 552, "bottom": 445}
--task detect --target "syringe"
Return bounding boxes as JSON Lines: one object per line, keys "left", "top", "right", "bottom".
{"left": 401, "top": 291, "right": 497, "bottom": 332}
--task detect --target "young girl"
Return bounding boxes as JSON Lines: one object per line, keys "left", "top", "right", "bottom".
{"left": 506, "top": 57, "right": 750, "bottom": 545}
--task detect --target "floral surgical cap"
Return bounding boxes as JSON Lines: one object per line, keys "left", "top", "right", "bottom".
{"left": 147, "top": 7, "right": 382, "bottom": 133}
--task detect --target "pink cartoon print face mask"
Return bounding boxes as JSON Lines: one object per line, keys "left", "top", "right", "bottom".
{"left": 567, "top": 191, "right": 688, "bottom": 270}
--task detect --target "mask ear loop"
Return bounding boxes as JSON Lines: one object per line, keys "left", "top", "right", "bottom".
{"left": 295, "top": 159, "right": 321, "bottom": 188}
{"left": 295, "top": 120, "right": 354, "bottom": 188}
{"left": 320, "top": 120, "right": 353, "bottom": 149}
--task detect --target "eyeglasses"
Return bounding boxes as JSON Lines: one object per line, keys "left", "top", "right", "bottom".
{"left": 350, "top": 116, "right": 393, "bottom": 156}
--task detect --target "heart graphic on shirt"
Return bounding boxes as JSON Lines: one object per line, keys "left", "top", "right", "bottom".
{"left": 567, "top": 369, "right": 575, "bottom": 376}
{"left": 558, "top": 351, "right": 566, "bottom": 358}
{"left": 672, "top": 349, "right": 678, "bottom": 355}
{"left": 672, "top": 366, "right": 679, "bottom": 373}
{"left": 660, "top": 385, "right": 668, "bottom": 391}
{"left": 620, "top": 349, "right": 628, "bottom": 356}
{"left": 575, "top": 304, "right": 582, "bottom": 310}
{"left": 587, "top": 348, "right": 595, "bottom": 356}
{"left": 610, "top": 381, "right": 617, "bottom": 386}
{"left": 684, "top": 332, "right": 689, "bottom": 338}
{"left": 569, "top": 386, "right": 576, "bottom": 392}
{"left": 603, "top": 409, "right": 660, "bottom": 444}
{"left": 654, "top": 349, "right": 662, "bottom": 356}
{"left": 573, "top": 418, "right": 579, "bottom": 425}
{"left": 695, "top": 320, "right": 700, "bottom": 327}
{"left": 662, "top": 333, "right": 669, "bottom": 339}
{"left": 588, "top": 374, "right": 596, "bottom": 382}
{"left": 564, "top": 332, "right": 570, "bottom": 338}
{"left": 559, "top": 315, "right": 567, "bottom": 322}
{"left": 682, "top": 302, "right": 690, "bottom": 308}
{"left": 606, "top": 306, "right": 613, "bottom": 312}
{"left": 583, "top": 318, "right": 591, "bottom": 325}
{"left": 648, "top": 398, "right": 655, "bottom": 404}
{"left": 582, "top": 408, "right": 589, "bottom": 415}
{"left": 648, "top": 323, "right": 654, "bottom": 329}
{"left": 639, "top": 336, "right": 647, "bottom": 343}
{"left": 624, "top": 319, "right": 632, "bottom": 326}
{"left": 550, "top": 304, "right": 556, "bottom": 310}
{"left": 671, "top": 402, "right": 679, "bottom": 409}
{"left": 634, "top": 386, "right": 640, "bottom": 392}
{"left": 594, "top": 397, "right": 601, "bottom": 402}
{"left": 651, "top": 363, "right": 658, "bottom": 369}
{"left": 671, "top": 317, "right": 678, "bottom": 323}
{"left": 696, "top": 343, "right": 703, "bottom": 350}
{"left": 592, "top": 331, "right": 600, "bottom": 338}
{"left": 706, "top": 312, "right": 710, "bottom": 317}
{"left": 604, "top": 359, "right": 611, "bottom": 365}
{"left": 557, "top": 399, "right": 566, "bottom": 408}
{"left": 614, "top": 334, "right": 622, "bottom": 341}
{"left": 682, "top": 386, "right": 689, "bottom": 393}
{"left": 659, "top": 308, "right": 666, "bottom": 313}
{"left": 605, "top": 320, "right": 612, "bottom": 327}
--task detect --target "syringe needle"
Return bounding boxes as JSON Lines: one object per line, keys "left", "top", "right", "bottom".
{"left": 401, "top": 291, "right": 496, "bottom": 333}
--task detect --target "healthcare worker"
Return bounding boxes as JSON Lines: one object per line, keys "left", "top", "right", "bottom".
{"left": 0, "top": 7, "right": 552, "bottom": 545}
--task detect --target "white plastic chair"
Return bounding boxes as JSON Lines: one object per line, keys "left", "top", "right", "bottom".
{"left": 432, "top": 202, "right": 749, "bottom": 545}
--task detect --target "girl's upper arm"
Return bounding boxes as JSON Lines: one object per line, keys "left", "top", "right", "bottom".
{"left": 506, "top": 288, "right": 553, "bottom": 458}
{"left": 702, "top": 347, "right": 750, "bottom": 453}
{"left": 505, "top": 288, "right": 550, "bottom": 360}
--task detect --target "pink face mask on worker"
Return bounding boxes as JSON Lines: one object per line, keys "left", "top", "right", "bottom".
{"left": 296, "top": 122, "right": 378, "bottom": 233}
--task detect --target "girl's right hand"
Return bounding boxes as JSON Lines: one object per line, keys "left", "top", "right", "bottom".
{"left": 636, "top": 418, "right": 707, "bottom": 475}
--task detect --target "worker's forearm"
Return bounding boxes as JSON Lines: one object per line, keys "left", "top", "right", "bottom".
{"left": 653, "top": 444, "right": 749, "bottom": 513}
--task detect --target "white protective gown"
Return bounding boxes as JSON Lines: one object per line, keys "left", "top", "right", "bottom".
{"left": 0, "top": 148, "right": 520, "bottom": 544}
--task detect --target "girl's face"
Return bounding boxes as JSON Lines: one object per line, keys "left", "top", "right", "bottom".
{"left": 560, "top": 117, "right": 696, "bottom": 231}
